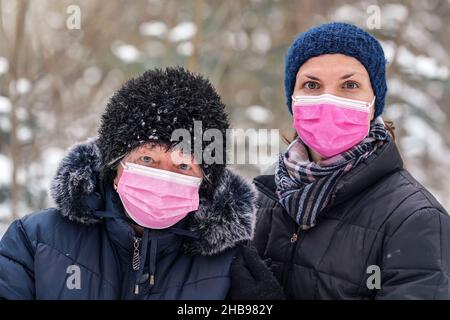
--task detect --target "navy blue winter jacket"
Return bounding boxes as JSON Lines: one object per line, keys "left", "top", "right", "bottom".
{"left": 0, "top": 139, "right": 256, "bottom": 299}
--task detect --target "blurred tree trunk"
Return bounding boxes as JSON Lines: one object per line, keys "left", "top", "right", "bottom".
{"left": 8, "top": 0, "right": 29, "bottom": 221}
{"left": 188, "top": 0, "right": 204, "bottom": 72}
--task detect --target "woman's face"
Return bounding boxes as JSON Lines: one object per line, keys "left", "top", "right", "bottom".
{"left": 293, "top": 54, "right": 375, "bottom": 121}
{"left": 292, "top": 54, "right": 376, "bottom": 161}
{"left": 113, "top": 143, "right": 203, "bottom": 187}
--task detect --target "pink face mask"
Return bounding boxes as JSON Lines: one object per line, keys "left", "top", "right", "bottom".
{"left": 116, "top": 162, "right": 202, "bottom": 229}
{"left": 292, "top": 94, "right": 375, "bottom": 158}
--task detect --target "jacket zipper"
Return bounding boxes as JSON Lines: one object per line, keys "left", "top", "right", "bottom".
{"left": 132, "top": 236, "right": 142, "bottom": 294}
{"left": 282, "top": 227, "right": 304, "bottom": 293}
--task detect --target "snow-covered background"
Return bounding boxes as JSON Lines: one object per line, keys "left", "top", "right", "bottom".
{"left": 0, "top": 0, "right": 449, "bottom": 236}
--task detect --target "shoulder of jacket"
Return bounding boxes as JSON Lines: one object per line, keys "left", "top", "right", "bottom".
{"left": 18, "top": 208, "right": 62, "bottom": 232}
{"left": 379, "top": 169, "right": 449, "bottom": 238}
{"left": 17, "top": 208, "right": 99, "bottom": 247}
{"left": 396, "top": 169, "right": 447, "bottom": 213}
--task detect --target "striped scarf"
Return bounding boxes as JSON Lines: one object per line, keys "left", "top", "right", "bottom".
{"left": 275, "top": 117, "right": 389, "bottom": 230}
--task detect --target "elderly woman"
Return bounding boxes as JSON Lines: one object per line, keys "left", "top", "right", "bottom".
{"left": 0, "top": 67, "right": 282, "bottom": 300}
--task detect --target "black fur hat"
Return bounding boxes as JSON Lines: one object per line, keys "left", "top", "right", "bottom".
{"left": 98, "top": 67, "right": 229, "bottom": 198}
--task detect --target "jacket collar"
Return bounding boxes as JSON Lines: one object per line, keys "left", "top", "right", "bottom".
{"left": 254, "top": 139, "right": 404, "bottom": 209}
{"left": 329, "top": 138, "right": 403, "bottom": 207}
{"left": 50, "top": 138, "right": 256, "bottom": 256}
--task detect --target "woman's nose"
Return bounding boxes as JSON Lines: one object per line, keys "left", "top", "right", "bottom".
{"left": 323, "top": 87, "right": 339, "bottom": 96}
{"left": 157, "top": 161, "right": 172, "bottom": 172}
{"left": 156, "top": 155, "right": 181, "bottom": 173}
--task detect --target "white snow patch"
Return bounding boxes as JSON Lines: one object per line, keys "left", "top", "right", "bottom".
{"left": 397, "top": 46, "right": 448, "bottom": 80}
{"left": 39, "top": 147, "right": 66, "bottom": 189}
{"left": 379, "top": 40, "right": 396, "bottom": 63}
{"left": 251, "top": 28, "right": 271, "bottom": 54}
{"left": 0, "top": 155, "right": 11, "bottom": 184}
{"left": 17, "top": 126, "right": 32, "bottom": 142}
{"left": 245, "top": 105, "right": 273, "bottom": 124}
{"left": 139, "top": 21, "right": 168, "bottom": 37}
{"left": 0, "top": 56, "right": 9, "bottom": 75}
{"left": 168, "top": 22, "right": 197, "bottom": 42}
{"left": 382, "top": 4, "right": 408, "bottom": 22}
{"left": 112, "top": 43, "right": 141, "bottom": 63}
{"left": 83, "top": 66, "right": 102, "bottom": 85}
{"left": 15, "top": 78, "right": 31, "bottom": 94}
{"left": 176, "top": 41, "right": 194, "bottom": 56}
{"left": 0, "top": 96, "right": 11, "bottom": 113}
{"left": 388, "top": 78, "right": 446, "bottom": 122}
{"left": 0, "top": 116, "right": 10, "bottom": 131}
{"left": 331, "top": 5, "right": 364, "bottom": 22}
{"left": 401, "top": 115, "right": 449, "bottom": 160}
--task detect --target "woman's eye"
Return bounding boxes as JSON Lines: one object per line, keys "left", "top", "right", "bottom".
{"left": 140, "top": 156, "right": 154, "bottom": 164}
{"left": 303, "top": 81, "right": 320, "bottom": 90}
{"left": 343, "top": 81, "right": 359, "bottom": 89}
{"left": 178, "top": 163, "right": 191, "bottom": 171}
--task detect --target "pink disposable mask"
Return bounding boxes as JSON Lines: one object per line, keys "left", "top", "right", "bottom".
{"left": 116, "top": 162, "right": 202, "bottom": 229}
{"left": 292, "top": 94, "right": 375, "bottom": 158}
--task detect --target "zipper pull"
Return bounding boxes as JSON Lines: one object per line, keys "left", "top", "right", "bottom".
{"left": 132, "top": 237, "right": 141, "bottom": 271}
{"left": 149, "top": 274, "right": 155, "bottom": 285}
{"left": 132, "top": 237, "right": 142, "bottom": 295}
{"left": 290, "top": 233, "right": 298, "bottom": 243}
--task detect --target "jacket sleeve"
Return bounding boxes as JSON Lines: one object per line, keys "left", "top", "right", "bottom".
{"left": 0, "top": 219, "right": 36, "bottom": 299}
{"left": 376, "top": 207, "right": 450, "bottom": 299}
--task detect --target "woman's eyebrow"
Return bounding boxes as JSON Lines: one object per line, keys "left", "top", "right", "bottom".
{"left": 141, "top": 143, "right": 157, "bottom": 151}
{"left": 297, "top": 74, "right": 321, "bottom": 81}
{"left": 340, "top": 73, "right": 356, "bottom": 79}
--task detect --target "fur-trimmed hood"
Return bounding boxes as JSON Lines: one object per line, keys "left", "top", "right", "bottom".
{"left": 50, "top": 138, "right": 256, "bottom": 256}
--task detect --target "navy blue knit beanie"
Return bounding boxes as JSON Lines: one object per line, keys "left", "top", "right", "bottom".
{"left": 284, "top": 22, "right": 387, "bottom": 118}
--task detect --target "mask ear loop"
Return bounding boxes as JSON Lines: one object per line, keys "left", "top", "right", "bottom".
{"left": 370, "top": 96, "right": 386, "bottom": 126}
{"left": 368, "top": 96, "right": 376, "bottom": 109}
{"left": 200, "top": 168, "right": 211, "bottom": 185}
{"left": 113, "top": 160, "right": 128, "bottom": 191}
{"left": 369, "top": 96, "right": 385, "bottom": 128}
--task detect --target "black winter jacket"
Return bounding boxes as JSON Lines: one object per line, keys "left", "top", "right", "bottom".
{"left": 253, "top": 140, "right": 450, "bottom": 299}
